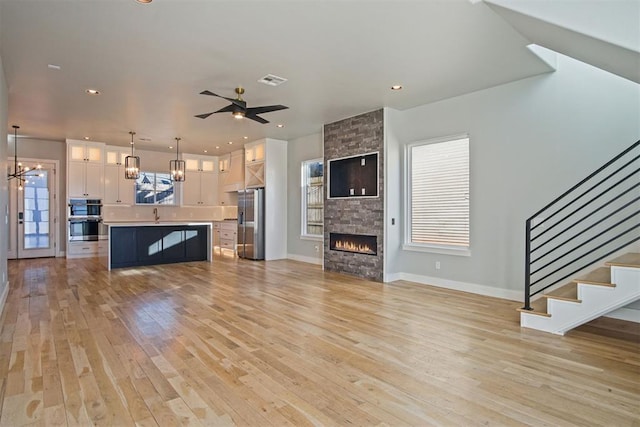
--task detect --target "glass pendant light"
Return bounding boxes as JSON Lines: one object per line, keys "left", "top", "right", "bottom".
{"left": 125, "top": 131, "right": 140, "bottom": 179}
{"left": 170, "top": 137, "right": 185, "bottom": 182}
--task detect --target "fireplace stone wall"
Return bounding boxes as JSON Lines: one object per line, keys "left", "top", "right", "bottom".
{"left": 324, "top": 109, "right": 384, "bottom": 282}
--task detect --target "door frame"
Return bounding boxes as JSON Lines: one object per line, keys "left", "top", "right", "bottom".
{"left": 7, "top": 157, "right": 61, "bottom": 259}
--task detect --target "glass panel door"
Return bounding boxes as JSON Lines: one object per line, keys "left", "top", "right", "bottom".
{"left": 8, "top": 162, "right": 56, "bottom": 259}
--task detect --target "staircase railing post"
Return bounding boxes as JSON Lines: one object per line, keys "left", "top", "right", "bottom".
{"left": 523, "top": 218, "right": 532, "bottom": 310}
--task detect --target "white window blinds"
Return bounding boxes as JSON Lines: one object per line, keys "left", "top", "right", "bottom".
{"left": 410, "top": 137, "right": 469, "bottom": 248}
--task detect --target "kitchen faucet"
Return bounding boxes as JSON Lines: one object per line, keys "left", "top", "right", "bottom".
{"left": 153, "top": 208, "right": 159, "bottom": 223}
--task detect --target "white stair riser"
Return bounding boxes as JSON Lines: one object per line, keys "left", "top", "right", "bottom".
{"left": 521, "top": 265, "right": 640, "bottom": 334}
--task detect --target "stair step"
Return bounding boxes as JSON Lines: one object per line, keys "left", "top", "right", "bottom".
{"left": 517, "top": 297, "right": 549, "bottom": 317}
{"left": 573, "top": 266, "right": 615, "bottom": 287}
{"left": 542, "top": 282, "right": 580, "bottom": 302}
{"left": 517, "top": 307, "right": 551, "bottom": 317}
{"left": 606, "top": 252, "right": 640, "bottom": 268}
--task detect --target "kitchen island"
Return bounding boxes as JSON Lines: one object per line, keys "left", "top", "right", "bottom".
{"left": 104, "top": 222, "right": 212, "bottom": 270}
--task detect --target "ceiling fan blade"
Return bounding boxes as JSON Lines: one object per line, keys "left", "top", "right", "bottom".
{"left": 213, "top": 104, "right": 236, "bottom": 114}
{"left": 246, "top": 114, "right": 269, "bottom": 124}
{"left": 200, "top": 90, "right": 245, "bottom": 107}
{"left": 195, "top": 112, "right": 215, "bottom": 119}
{"left": 246, "top": 105, "right": 289, "bottom": 115}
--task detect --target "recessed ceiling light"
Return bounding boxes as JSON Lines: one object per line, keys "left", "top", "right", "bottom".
{"left": 228, "top": 141, "right": 233, "bottom": 145}
{"left": 243, "top": 136, "right": 248, "bottom": 140}
{"left": 83, "top": 136, "right": 90, "bottom": 140}
{"left": 276, "top": 124, "right": 284, "bottom": 128}
{"left": 86, "top": 89, "right": 100, "bottom": 95}
{"left": 203, "top": 150, "right": 208, "bottom": 153}
{"left": 391, "top": 85, "right": 403, "bottom": 91}
{"left": 216, "top": 146, "right": 220, "bottom": 149}
{"left": 47, "top": 64, "right": 61, "bottom": 70}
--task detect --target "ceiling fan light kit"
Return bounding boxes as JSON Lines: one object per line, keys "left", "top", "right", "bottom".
{"left": 195, "top": 86, "right": 288, "bottom": 124}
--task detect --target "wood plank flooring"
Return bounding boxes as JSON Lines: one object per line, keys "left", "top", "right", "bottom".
{"left": 0, "top": 256, "right": 638, "bottom": 426}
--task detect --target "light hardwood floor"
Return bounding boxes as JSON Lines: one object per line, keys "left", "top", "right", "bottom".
{"left": 0, "top": 256, "right": 638, "bottom": 426}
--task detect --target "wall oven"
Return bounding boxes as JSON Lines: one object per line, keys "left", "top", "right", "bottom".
{"left": 68, "top": 199, "right": 107, "bottom": 241}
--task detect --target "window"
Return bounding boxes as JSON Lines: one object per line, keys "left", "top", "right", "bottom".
{"left": 406, "top": 135, "right": 469, "bottom": 254}
{"left": 136, "top": 172, "right": 176, "bottom": 205}
{"left": 301, "top": 159, "right": 324, "bottom": 238}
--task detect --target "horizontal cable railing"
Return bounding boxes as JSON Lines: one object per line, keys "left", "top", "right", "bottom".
{"left": 523, "top": 140, "right": 640, "bottom": 311}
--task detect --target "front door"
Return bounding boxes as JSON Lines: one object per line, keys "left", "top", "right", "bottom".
{"left": 8, "top": 161, "right": 57, "bottom": 259}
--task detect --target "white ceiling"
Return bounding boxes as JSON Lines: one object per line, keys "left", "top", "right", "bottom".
{"left": 0, "top": 0, "right": 552, "bottom": 156}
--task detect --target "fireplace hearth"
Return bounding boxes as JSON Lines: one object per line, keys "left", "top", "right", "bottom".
{"left": 329, "top": 233, "right": 377, "bottom": 256}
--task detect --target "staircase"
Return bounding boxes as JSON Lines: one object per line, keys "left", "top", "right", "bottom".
{"left": 519, "top": 253, "right": 640, "bottom": 335}
{"left": 520, "top": 140, "right": 639, "bottom": 334}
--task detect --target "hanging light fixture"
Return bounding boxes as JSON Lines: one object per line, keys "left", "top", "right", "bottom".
{"left": 7, "top": 125, "right": 42, "bottom": 191}
{"left": 170, "top": 137, "right": 185, "bottom": 182}
{"left": 125, "top": 131, "right": 140, "bottom": 179}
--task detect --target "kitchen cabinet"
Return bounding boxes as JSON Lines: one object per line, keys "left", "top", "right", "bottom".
{"left": 213, "top": 221, "right": 237, "bottom": 254}
{"left": 244, "top": 141, "right": 265, "bottom": 188}
{"left": 104, "top": 146, "right": 134, "bottom": 205}
{"left": 182, "top": 155, "right": 218, "bottom": 206}
{"left": 218, "top": 154, "right": 230, "bottom": 173}
{"left": 243, "top": 138, "right": 287, "bottom": 260}
{"left": 183, "top": 170, "right": 217, "bottom": 206}
{"left": 68, "top": 141, "right": 103, "bottom": 164}
{"left": 109, "top": 224, "right": 209, "bottom": 269}
{"left": 67, "top": 140, "right": 105, "bottom": 198}
{"left": 185, "top": 155, "right": 216, "bottom": 173}
{"left": 67, "top": 240, "right": 108, "bottom": 259}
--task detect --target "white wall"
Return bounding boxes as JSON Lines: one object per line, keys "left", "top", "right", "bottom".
{"left": 286, "top": 132, "right": 323, "bottom": 264}
{"left": 385, "top": 53, "right": 640, "bottom": 300}
{"left": 0, "top": 47, "right": 9, "bottom": 313}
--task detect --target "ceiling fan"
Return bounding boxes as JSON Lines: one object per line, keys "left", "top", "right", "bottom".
{"left": 195, "top": 87, "right": 288, "bottom": 124}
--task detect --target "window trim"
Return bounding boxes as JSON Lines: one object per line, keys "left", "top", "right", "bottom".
{"left": 301, "top": 158, "right": 324, "bottom": 240}
{"left": 403, "top": 133, "right": 471, "bottom": 257}
{"left": 134, "top": 171, "right": 177, "bottom": 206}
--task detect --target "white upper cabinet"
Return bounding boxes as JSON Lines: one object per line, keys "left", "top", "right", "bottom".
{"left": 182, "top": 154, "right": 218, "bottom": 206}
{"left": 104, "top": 145, "right": 134, "bottom": 205}
{"left": 68, "top": 141, "right": 103, "bottom": 164}
{"left": 67, "top": 140, "right": 105, "bottom": 198}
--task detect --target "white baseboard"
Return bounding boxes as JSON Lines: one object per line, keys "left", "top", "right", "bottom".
{"left": 386, "top": 272, "right": 521, "bottom": 302}
{"left": 604, "top": 307, "right": 640, "bottom": 323}
{"left": 287, "top": 253, "right": 323, "bottom": 265}
{"left": 0, "top": 281, "right": 9, "bottom": 317}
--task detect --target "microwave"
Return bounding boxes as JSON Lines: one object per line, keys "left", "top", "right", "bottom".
{"left": 69, "top": 199, "right": 102, "bottom": 218}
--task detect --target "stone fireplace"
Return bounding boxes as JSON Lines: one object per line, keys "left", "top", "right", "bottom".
{"left": 324, "top": 109, "right": 384, "bottom": 282}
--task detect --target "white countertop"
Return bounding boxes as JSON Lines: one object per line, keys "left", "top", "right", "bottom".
{"left": 104, "top": 221, "right": 214, "bottom": 227}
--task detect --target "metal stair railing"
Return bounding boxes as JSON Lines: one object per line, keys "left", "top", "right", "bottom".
{"left": 523, "top": 140, "right": 640, "bottom": 310}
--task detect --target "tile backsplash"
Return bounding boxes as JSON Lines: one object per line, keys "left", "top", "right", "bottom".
{"left": 103, "top": 205, "right": 237, "bottom": 222}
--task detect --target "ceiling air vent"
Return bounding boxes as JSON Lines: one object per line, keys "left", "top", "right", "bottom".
{"left": 258, "top": 74, "right": 288, "bottom": 87}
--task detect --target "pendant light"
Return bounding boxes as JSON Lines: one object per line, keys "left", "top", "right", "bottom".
{"left": 170, "top": 137, "right": 185, "bottom": 182}
{"left": 125, "top": 131, "right": 140, "bottom": 179}
{"left": 7, "top": 125, "right": 42, "bottom": 191}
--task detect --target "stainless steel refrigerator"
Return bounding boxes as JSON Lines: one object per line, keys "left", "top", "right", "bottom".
{"left": 237, "top": 188, "right": 265, "bottom": 260}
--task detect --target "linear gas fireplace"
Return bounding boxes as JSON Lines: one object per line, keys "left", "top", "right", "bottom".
{"left": 330, "top": 233, "right": 377, "bottom": 256}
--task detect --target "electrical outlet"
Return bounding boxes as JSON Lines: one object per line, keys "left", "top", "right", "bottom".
{"left": 314, "top": 245, "right": 319, "bottom": 253}
{"left": 435, "top": 261, "right": 441, "bottom": 270}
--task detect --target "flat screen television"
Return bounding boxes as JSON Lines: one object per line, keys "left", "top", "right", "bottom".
{"left": 328, "top": 152, "right": 379, "bottom": 198}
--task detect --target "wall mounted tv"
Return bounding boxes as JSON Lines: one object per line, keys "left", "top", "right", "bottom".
{"left": 328, "top": 152, "right": 379, "bottom": 199}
